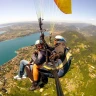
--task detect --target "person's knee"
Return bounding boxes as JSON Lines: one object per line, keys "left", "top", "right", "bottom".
{"left": 20, "top": 60, "right": 25, "bottom": 64}
{"left": 20, "top": 60, "right": 29, "bottom": 66}
{"left": 25, "top": 66, "right": 30, "bottom": 70}
{"left": 25, "top": 66, "right": 32, "bottom": 74}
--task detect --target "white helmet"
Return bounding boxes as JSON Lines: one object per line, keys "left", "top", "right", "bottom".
{"left": 35, "top": 40, "right": 43, "bottom": 45}
{"left": 55, "top": 35, "right": 66, "bottom": 42}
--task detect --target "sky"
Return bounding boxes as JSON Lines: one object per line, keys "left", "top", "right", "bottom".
{"left": 0, "top": 0, "right": 96, "bottom": 25}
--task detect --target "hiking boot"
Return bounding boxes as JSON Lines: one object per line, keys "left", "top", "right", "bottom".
{"left": 29, "top": 82, "right": 40, "bottom": 91}
{"left": 14, "top": 75, "right": 21, "bottom": 80}
{"left": 22, "top": 75, "right": 27, "bottom": 79}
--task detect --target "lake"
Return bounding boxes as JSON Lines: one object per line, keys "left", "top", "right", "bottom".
{"left": 0, "top": 32, "right": 49, "bottom": 65}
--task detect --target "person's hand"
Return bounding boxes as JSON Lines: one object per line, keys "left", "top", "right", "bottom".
{"left": 33, "top": 50, "right": 38, "bottom": 54}
{"left": 26, "top": 62, "right": 31, "bottom": 65}
{"left": 49, "top": 53, "right": 59, "bottom": 60}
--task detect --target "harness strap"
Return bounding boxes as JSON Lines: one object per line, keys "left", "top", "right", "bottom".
{"left": 42, "top": 50, "right": 72, "bottom": 70}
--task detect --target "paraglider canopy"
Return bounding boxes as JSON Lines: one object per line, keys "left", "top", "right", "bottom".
{"left": 54, "top": 0, "right": 72, "bottom": 14}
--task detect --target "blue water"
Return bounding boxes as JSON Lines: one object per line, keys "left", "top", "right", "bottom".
{"left": 0, "top": 32, "right": 49, "bottom": 65}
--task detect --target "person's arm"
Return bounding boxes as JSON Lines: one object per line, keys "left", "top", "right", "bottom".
{"left": 34, "top": 51, "right": 46, "bottom": 65}
{"left": 32, "top": 54, "right": 37, "bottom": 62}
{"left": 29, "top": 58, "right": 33, "bottom": 64}
{"left": 31, "top": 50, "right": 38, "bottom": 62}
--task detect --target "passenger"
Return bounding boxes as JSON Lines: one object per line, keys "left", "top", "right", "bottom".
{"left": 13, "top": 39, "right": 45, "bottom": 82}
{"left": 29, "top": 39, "right": 46, "bottom": 91}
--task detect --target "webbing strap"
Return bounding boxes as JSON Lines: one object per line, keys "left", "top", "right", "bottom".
{"left": 42, "top": 51, "right": 72, "bottom": 70}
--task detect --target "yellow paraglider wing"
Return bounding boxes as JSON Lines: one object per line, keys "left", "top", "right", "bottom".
{"left": 54, "top": 0, "right": 72, "bottom": 14}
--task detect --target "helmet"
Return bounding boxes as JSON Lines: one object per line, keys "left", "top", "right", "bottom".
{"left": 55, "top": 35, "right": 66, "bottom": 42}
{"left": 35, "top": 40, "right": 43, "bottom": 45}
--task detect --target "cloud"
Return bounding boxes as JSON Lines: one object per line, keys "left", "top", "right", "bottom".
{"left": 89, "top": 18, "right": 95, "bottom": 21}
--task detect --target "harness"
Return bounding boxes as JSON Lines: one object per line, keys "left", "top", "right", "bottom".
{"left": 42, "top": 48, "right": 72, "bottom": 70}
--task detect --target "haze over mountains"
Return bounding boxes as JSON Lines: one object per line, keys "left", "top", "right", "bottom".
{"left": 0, "top": 22, "right": 96, "bottom": 41}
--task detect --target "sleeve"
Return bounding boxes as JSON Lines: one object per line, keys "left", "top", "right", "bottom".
{"left": 34, "top": 51, "right": 46, "bottom": 65}
{"left": 45, "top": 43, "right": 54, "bottom": 51}
{"left": 32, "top": 54, "right": 37, "bottom": 62}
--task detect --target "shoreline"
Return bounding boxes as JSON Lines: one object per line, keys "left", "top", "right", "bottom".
{"left": 0, "top": 31, "right": 62, "bottom": 66}
{"left": 0, "top": 31, "right": 50, "bottom": 66}
{"left": 0, "top": 46, "right": 34, "bottom": 79}
{"left": 0, "top": 31, "right": 40, "bottom": 42}
{"left": 0, "top": 31, "right": 40, "bottom": 43}
{"left": 0, "top": 29, "right": 63, "bottom": 42}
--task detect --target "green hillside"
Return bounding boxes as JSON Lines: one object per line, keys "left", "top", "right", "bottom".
{"left": 0, "top": 31, "right": 96, "bottom": 96}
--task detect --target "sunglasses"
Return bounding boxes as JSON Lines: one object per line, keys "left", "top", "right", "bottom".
{"left": 54, "top": 39, "right": 64, "bottom": 41}
{"left": 54, "top": 39, "right": 60, "bottom": 41}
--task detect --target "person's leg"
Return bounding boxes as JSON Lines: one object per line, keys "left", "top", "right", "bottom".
{"left": 33, "top": 64, "right": 40, "bottom": 81}
{"left": 29, "top": 64, "right": 41, "bottom": 91}
{"left": 14, "top": 60, "right": 29, "bottom": 80}
{"left": 25, "top": 65, "right": 33, "bottom": 82}
{"left": 18, "top": 60, "right": 29, "bottom": 77}
{"left": 40, "top": 72, "right": 48, "bottom": 84}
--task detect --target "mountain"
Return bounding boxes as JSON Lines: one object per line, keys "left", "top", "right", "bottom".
{"left": 0, "top": 30, "right": 96, "bottom": 96}
{"left": 0, "top": 22, "right": 96, "bottom": 42}
{"left": 80, "top": 25, "right": 96, "bottom": 36}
